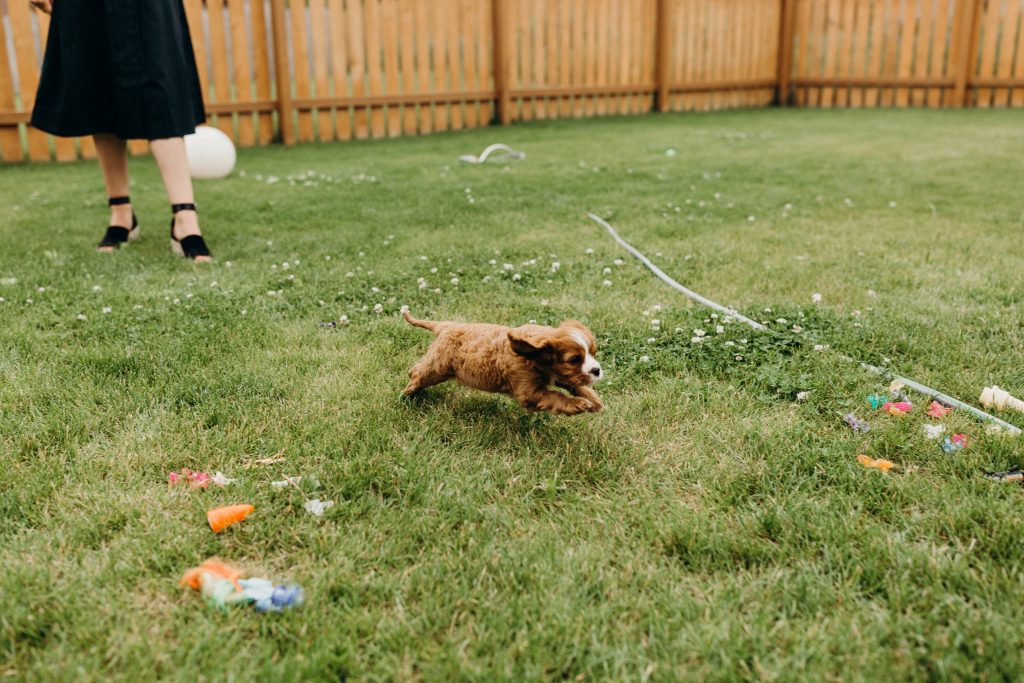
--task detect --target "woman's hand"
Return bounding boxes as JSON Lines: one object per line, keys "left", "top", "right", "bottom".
{"left": 30, "top": 0, "right": 53, "bottom": 14}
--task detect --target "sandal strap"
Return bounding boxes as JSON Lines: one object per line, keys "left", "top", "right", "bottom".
{"left": 99, "top": 226, "right": 130, "bottom": 248}
{"left": 178, "top": 234, "right": 211, "bottom": 259}
{"left": 108, "top": 196, "right": 131, "bottom": 206}
{"left": 172, "top": 203, "right": 197, "bottom": 214}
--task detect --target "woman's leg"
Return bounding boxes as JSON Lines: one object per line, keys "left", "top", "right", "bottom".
{"left": 150, "top": 137, "right": 210, "bottom": 261}
{"left": 93, "top": 134, "right": 132, "bottom": 251}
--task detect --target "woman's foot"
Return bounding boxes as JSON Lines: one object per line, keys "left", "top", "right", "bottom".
{"left": 98, "top": 196, "right": 139, "bottom": 251}
{"left": 169, "top": 204, "right": 212, "bottom": 261}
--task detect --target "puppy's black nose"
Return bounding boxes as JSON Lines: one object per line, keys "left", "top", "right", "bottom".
{"left": 590, "top": 367, "right": 602, "bottom": 377}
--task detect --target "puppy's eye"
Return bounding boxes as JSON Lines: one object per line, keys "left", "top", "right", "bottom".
{"left": 568, "top": 354, "right": 582, "bottom": 365}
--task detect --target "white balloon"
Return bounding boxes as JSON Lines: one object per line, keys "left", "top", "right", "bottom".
{"left": 184, "top": 125, "right": 236, "bottom": 179}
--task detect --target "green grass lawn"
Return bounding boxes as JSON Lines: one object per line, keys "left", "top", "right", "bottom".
{"left": 3, "top": 108, "right": 1024, "bottom": 682}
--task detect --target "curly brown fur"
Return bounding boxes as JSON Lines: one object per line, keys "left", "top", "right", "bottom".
{"left": 402, "top": 311, "right": 604, "bottom": 416}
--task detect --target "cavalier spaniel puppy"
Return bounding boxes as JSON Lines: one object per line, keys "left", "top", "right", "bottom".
{"left": 402, "top": 311, "right": 603, "bottom": 415}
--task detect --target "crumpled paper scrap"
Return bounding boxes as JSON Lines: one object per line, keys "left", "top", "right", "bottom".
{"left": 844, "top": 413, "right": 871, "bottom": 433}
{"left": 857, "top": 454, "right": 895, "bottom": 472}
{"left": 304, "top": 499, "right": 334, "bottom": 517}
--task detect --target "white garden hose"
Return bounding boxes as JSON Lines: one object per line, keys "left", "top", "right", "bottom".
{"left": 459, "top": 143, "right": 525, "bottom": 164}
{"left": 587, "top": 212, "right": 1022, "bottom": 436}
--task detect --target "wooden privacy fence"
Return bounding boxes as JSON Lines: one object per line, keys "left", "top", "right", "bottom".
{"left": 2, "top": 0, "right": 1024, "bottom": 162}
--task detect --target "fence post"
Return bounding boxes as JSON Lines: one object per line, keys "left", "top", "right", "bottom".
{"left": 776, "top": 0, "right": 797, "bottom": 106}
{"left": 655, "top": 0, "right": 672, "bottom": 111}
{"left": 491, "top": 0, "right": 512, "bottom": 124}
{"left": 952, "top": 0, "right": 982, "bottom": 107}
{"left": 270, "top": 0, "right": 295, "bottom": 144}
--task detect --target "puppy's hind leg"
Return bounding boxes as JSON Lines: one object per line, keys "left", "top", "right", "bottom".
{"left": 402, "top": 351, "right": 453, "bottom": 397}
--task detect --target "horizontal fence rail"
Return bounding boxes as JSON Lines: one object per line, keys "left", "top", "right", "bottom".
{"left": 1, "top": 0, "right": 1023, "bottom": 162}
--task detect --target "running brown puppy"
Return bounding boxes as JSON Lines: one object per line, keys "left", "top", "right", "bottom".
{"left": 402, "top": 311, "right": 604, "bottom": 416}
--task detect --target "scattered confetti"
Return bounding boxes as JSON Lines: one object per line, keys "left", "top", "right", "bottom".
{"left": 304, "top": 499, "right": 335, "bottom": 517}
{"left": 927, "top": 401, "right": 953, "bottom": 418}
{"left": 844, "top": 414, "right": 871, "bottom": 433}
{"left": 857, "top": 454, "right": 894, "bottom": 472}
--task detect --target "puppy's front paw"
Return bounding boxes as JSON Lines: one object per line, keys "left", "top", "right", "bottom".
{"left": 585, "top": 396, "right": 603, "bottom": 413}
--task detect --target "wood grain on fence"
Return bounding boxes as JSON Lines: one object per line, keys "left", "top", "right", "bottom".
{"left": 788, "top": 0, "right": 1024, "bottom": 108}
{"left": 4, "top": 0, "right": 1024, "bottom": 162}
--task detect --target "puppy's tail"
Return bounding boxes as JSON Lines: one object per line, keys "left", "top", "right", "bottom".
{"left": 402, "top": 310, "right": 442, "bottom": 334}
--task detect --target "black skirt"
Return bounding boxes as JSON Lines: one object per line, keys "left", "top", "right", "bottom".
{"left": 31, "top": 0, "right": 205, "bottom": 140}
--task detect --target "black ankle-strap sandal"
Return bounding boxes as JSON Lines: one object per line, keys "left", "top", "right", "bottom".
{"left": 98, "top": 196, "right": 139, "bottom": 250}
{"left": 169, "top": 203, "right": 212, "bottom": 260}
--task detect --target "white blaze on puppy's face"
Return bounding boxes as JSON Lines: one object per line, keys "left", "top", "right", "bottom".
{"left": 569, "top": 330, "right": 602, "bottom": 383}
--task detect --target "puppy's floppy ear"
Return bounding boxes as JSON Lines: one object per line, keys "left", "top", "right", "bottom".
{"left": 559, "top": 319, "right": 587, "bottom": 332}
{"left": 508, "top": 330, "right": 549, "bottom": 358}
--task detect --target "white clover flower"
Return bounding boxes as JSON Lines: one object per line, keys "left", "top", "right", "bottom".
{"left": 603, "top": 267, "right": 612, "bottom": 275}
{"left": 433, "top": 288, "right": 441, "bottom": 294}
{"left": 373, "top": 303, "right": 383, "bottom": 313}
{"left": 693, "top": 328, "right": 706, "bottom": 337}
{"left": 450, "top": 277, "right": 459, "bottom": 285}
{"left": 503, "top": 263, "right": 514, "bottom": 271}
{"left": 210, "top": 281, "right": 218, "bottom": 288}
{"left": 811, "top": 293, "right": 822, "bottom": 303}
{"left": 37, "top": 287, "right": 46, "bottom": 293}
{"left": 92, "top": 285, "right": 102, "bottom": 292}
{"left": 430, "top": 267, "right": 438, "bottom": 274}
{"left": 482, "top": 275, "right": 492, "bottom": 283}
{"left": 792, "top": 325, "right": 803, "bottom": 333}
{"left": 0, "top": 297, "right": 5, "bottom": 303}
{"left": 868, "top": 289, "right": 878, "bottom": 298}
{"left": 796, "top": 391, "right": 810, "bottom": 401}
{"left": 400, "top": 304, "right": 409, "bottom": 313}
{"left": 747, "top": 216, "right": 755, "bottom": 222}
{"left": 651, "top": 319, "right": 661, "bottom": 328}
{"left": 675, "top": 327, "right": 683, "bottom": 333}
{"left": 271, "top": 264, "right": 278, "bottom": 270}
{"left": 852, "top": 310, "right": 862, "bottom": 318}
{"left": 267, "top": 290, "right": 277, "bottom": 297}
{"left": 775, "top": 318, "right": 787, "bottom": 324}
{"left": 325, "top": 255, "right": 332, "bottom": 261}
{"left": 512, "top": 273, "right": 521, "bottom": 281}
{"left": 724, "top": 341, "right": 736, "bottom": 347}
{"left": 613, "top": 259, "right": 624, "bottom": 266}
{"left": 843, "top": 198, "right": 853, "bottom": 206}
{"left": 585, "top": 248, "right": 594, "bottom": 255}
{"left": 318, "top": 300, "right": 325, "bottom": 306}
{"left": 371, "top": 287, "right": 380, "bottom": 293}
{"left": 282, "top": 262, "right": 290, "bottom": 269}
{"left": 734, "top": 355, "right": 743, "bottom": 361}
{"left": 241, "top": 309, "right": 247, "bottom": 315}
{"left": 339, "top": 315, "right": 349, "bottom": 323}
{"left": 602, "top": 280, "right": 612, "bottom": 287}
{"left": 102, "top": 307, "right": 111, "bottom": 314}
{"left": 639, "top": 355, "right": 650, "bottom": 362}
{"left": 418, "top": 281, "right": 428, "bottom": 290}
{"left": 540, "top": 299, "right": 549, "bottom": 306}
{"left": 653, "top": 305, "right": 662, "bottom": 312}
{"left": 225, "top": 261, "right": 233, "bottom": 268}
{"left": 173, "top": 298, "right": 181, "bottom": 304}
{"left": 76, "top": 313, "right": 87, "bottom": 321}
{"left": 888, "top": 201, "right": 897, "bottom": 208}
{"left": 691, "top": 336, "right": 704, "bottom": 344}
{"left": 814, "top": 344, "right": 829, "bottom": 351}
